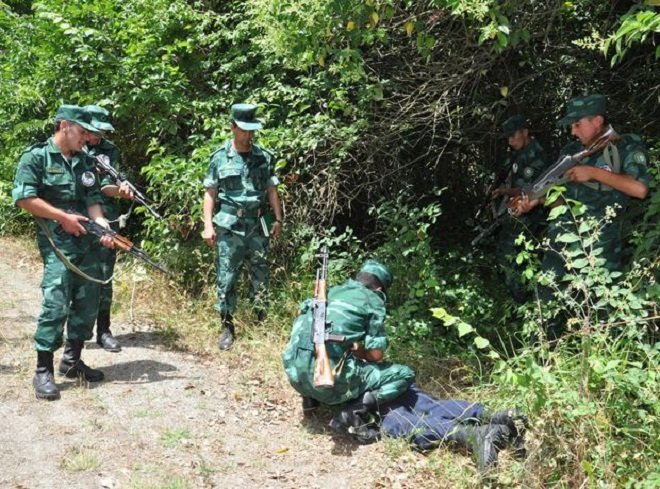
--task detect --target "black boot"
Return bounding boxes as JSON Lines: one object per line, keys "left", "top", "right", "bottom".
{"left": 302, "top": 396, "right": 320, "bottom": 416}
{"left": 446, "top": 424, "right": 511, "bottom": 473}
{"left": 218, "top": 313, "right": 235, "bottom": 350}
{"left": 482, "top": 408, "right": 528, "bottom": 459}
{"left": 328, "top": 391, "right": 380, "bottom": 444}
{"left": 58, "top": 339, "right": 105, "bottom": 382}
{"left": 33, "top": 351, "right": 60, "bottom": 401}
{"left": 96, "top": 310, "right": 121, "bottom": 352}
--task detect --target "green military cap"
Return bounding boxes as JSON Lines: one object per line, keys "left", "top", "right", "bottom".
{"left": 500, "top": 114, "right": 528, "bottom": 138}
{"left": 84, "top": 104, "right": 115, "bottom": 132}
{"left": 359, "top": 259, "right": 393, "bottom": 290}
{"left": 55, "top": 104, "right": 101, "bottom": 134}
{"left": 231, "top": 103, "right": 263, "bottom": 131}
{"left": 559, "top": 94, "right": 606, "bottom": 127}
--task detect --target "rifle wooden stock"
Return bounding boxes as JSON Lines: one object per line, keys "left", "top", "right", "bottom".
{"left": 311, "top": 250, "right": 335, "bottom": 389}
{"left": 313, "top": 342, "right": 334, "bottom": 388}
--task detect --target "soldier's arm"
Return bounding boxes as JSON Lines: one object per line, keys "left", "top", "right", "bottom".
{"left": 17, "top": 197, "right": 89, "bottom": 236}
{"left": 565, "top": 166, "right": 648, "bottom": 199}
{"left": 267, "top": 185, "right": 283, "bottom": 238}
{"left": 352, "top": 343, "right": 384, "bottom": 362}
{"left": 202, "top": 188, "right": 217, "bottom": 247}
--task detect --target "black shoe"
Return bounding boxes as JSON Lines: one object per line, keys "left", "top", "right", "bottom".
{"left": 97, "top": 331, "right": 121, "bottom": 352}
{"left": 486, "top": 408, "right": 528, "bottom": 459}
{"left": 447, "top": 424, "right": 511, "bottom": 473}
{"left": 218, "top": 326, "right": 234, "bottom": 350}
{"left": 302, "top": 396, "right": 320, "bottom": 416}
{"left": 59, "top": 359, "right": 105, "bottom": 382}
{"left": 33, "top": 367, "right": 60, "bottom": 400}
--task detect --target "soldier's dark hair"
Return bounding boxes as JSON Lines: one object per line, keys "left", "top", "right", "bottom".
{"left": 356, "top": 272, "right": 384, "bottom": 291}
{"left": 54, "top": 120, "right": 62, "bottom": 132}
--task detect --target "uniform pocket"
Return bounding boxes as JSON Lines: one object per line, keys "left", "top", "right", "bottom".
{"left": 43, "top": 173, "right": 74, "bottom": 201}
{"left": 213, "top": 210, "right": 238, "bottom": 231}
{"left": 218, "top": 167, "right": 243, "bottom": 191}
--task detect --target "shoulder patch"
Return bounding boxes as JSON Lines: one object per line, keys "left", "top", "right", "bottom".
{"left": 632, "top": 151, "right": 647, "bottom": 165}
{"left": 523, "top": 166, "right": 535, "bottom": 179}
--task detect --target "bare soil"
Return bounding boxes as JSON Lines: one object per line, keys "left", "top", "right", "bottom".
{"left": 0, "top": 236, "right": 464, "bottom": 489}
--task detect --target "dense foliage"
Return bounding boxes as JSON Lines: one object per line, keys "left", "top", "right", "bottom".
{"left": 1, "top": 0, "right": 658, "bottom": 486}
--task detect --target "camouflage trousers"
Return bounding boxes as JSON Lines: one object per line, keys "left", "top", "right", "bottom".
{"left": 96, "top": 245, "right": 116, "bottom": 313}
{"left": 34, "top": 235, "right": 101, "bottom": 351}
{"left": 215, "top": 221, "right": 269, "bottom": 316}
{"left": 284, "top": 347, "right": 416, "bottom": 406}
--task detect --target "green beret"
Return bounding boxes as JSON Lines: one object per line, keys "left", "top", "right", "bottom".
{"left": 84, "top": 104, "right": 115, "bottom": 132}
{"left": 55, "top": 105, "right": 100, "bottom": 134}
{"left": 359, "top": 259, "right": 393, "bottom": 290}
{"left": 559, "top": 94, "right": 606, "bottom": 127}
{"left": 500, "top": 114, "right": 528, "bottom": 138}
{"left": 231, "top": 103, "right": 263, "bottom": 131}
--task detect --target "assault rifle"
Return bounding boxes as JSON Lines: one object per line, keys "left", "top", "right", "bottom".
{"left": 311, "top": 248, "right": 345, "bottom": 389}
{"left": 471, "top": 126, "right": 618, "bottom": 247}
{"left": 80, "top": 218, "right": 171, "bottom": 275}
{"left": 512, "top": 125, "right": 617, "bottom": 204}
{"left": 86, "top": 151, "right": 162, "bottom": 219}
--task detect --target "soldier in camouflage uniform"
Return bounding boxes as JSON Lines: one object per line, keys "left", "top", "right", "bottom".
{"left": 515, "top": 95, "right": 650, "bottom": 338}
{"left": 282, "top": 260, "right": 415, "bottom": 439}
{"left": 202, "top": 104, "right": 283, "bottom": 350}
{"left": 12, "top": 105, "right": 115, "bottom": 400}
{"left": 85, "top": 105, "right": 133, "bottom": 352}
{"left": 491, "top": 115, "right": 549, "bottom": 302}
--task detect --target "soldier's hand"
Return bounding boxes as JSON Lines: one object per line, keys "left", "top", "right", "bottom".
{"left": 491, "top": 187, "right": 505, "bottom": 199}
{"left": 59, "top": 213, "right": 88, "bottom": 237}
{"left": 565, "top": 165, "right": 595, "bottom": 183}
{"left": 202, "top": 226, "right": 216, "bottom": 247}
{"left": 511, "top": 195, "right": 538, "bottom": 217}
{"left": 270, "top": 221, "right": 283, "bottom": 239}
{"left": 117, "top": 181, "right": 134, "bottom": 200}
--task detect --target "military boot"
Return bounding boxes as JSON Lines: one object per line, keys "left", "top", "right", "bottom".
{"left": 218, "top": 313, "right": 235, "bottom": 350}
{"left": 58, "top": 339, "right": 105, "bottom": 382}
{"left": 446, "top": 424, "right": 511, "bottom": 473}
{"left": 302, "top": 396, "right": 320, "bottom": 417}
{"left": 33, "top": 351, "right": 60, "bottom": 401}
{"left": 328, "top": 391, "right": 380, "bottom": 443}
{"left": 96, "top": 310, "right": 121, "bottom": 352}
{"left": 482, "top": 408, "right": 528, "bottom": 459}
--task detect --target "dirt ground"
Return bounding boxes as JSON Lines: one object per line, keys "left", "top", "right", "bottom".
{"left": 1, "top": 236, "right": 465, "bottom": 489}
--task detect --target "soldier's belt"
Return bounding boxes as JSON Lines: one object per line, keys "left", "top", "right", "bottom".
{"left": 220, "top": 204, "right": 262, "bottom": 218}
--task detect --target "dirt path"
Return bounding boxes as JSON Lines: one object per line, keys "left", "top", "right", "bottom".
{"left": 0, "top": 236, "right": 434, "bottom": 489}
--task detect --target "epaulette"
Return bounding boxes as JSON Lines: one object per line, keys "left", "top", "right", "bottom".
{"left": 21, "top": 141, "right": 47, "bottom": 155}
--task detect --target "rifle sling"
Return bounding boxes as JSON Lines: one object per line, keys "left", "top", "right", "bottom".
{"left": 35, "top": 217, "right": 112, "bottom": 285}
{"left": 580, "top": 142, "right": 621, "bottom": 192}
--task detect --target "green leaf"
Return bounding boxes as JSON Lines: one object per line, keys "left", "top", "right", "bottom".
{"left": 457, "top": 322, "right": 474, "bottom": 337}
{"left": 474, "top": 336, "right": 490, "bottom": 349}
{"left": 548, "top": 205, "right": 568, "bottom": 220}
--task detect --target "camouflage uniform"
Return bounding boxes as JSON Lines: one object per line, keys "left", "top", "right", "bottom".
{"left": 282, "top": 277, "right": 415, "bottom": 405}
{"left": 496, "top": 136, "right": 549, "bottom": 300}
{"left": 203, "top": 140, "right": 278, "bottom": 315}
{"left": 87, "top": 138, "right": 121, "bottom": 314}
{"left": 538, "top": 95, "right": 650, "bottom": 337}
{"left": 12, "top": 138, "right": 103, "bottom": 351}
{"left": 541, "top": 133, "right": 650, "bottom": 286}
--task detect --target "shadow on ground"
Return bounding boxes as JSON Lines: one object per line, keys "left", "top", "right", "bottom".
{"left": 103, "top": 359, "right": 182, "bottom": 383}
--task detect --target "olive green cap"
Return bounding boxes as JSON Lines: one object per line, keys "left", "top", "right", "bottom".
{"left": 84, "top": 104, "right": 115, "bottom": 132}
{"left": 54, "top": 104, "right": 100, "bottom": 134}
{"left": 231, "top": 103, "right": 263, "bottom": 131}
{"left": 359, "top": 259, "right": 393, "bottom": 290}
{"left": 559, "top": 94, "right": 606, "bottom": 127}
{"left": 500, "top": 114, "right": 528, "bottom": 138}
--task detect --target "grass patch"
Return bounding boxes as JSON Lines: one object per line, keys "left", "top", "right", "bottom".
{"left": 159, "top": 427, "right": 192, "bottom": 448}
{"left": 59, "top": 447, "right": 100, "bottom": 472}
